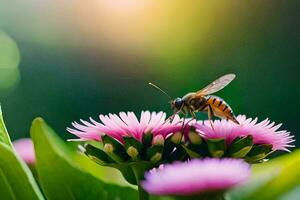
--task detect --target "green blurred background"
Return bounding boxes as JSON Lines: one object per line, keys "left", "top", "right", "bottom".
{"left": 0, "top": 1, "right": 299, "bottom": 147}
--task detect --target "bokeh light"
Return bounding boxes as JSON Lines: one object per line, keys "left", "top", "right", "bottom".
{"left": 0, "top": 31, "right": 20, "bottom": 92}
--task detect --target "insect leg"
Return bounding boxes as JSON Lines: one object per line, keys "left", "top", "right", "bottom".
{"left": 181, "top": 110, "right": 197, "bottom": 137}
{"left": 179, "top": 110, "right": 196, "bottom": 143}
{"left": 167, "top": 103, "right": 186, "bottom": 123}
{"left": 173, "top": 114, "right": 187, "bottom": 144}
{"left": 185, "top": 111, "right": 196, "bottom": 126}
{"left": 191, "top": 111, "right": 196, "bottom": 120}
{"left": 166, "top": 112, "right": 177, "bottom": 123}
{"left": 181, "top": 114, "right": 187, "bottom": 131}
{"left": 165, "top": 108, "right": 182, "bottom": 125}
{"left": 207, "top": 105, "right": 215, "bottom": 130}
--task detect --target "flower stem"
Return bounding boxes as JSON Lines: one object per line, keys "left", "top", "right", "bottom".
{"left": 131, "top": 163, "right": 151, "bottom": 200}
{"left": 138, "top": 184, "right": 149, "bottom": 200}
{"left": 176, "top": 192, "right": 225, "bottom": 200}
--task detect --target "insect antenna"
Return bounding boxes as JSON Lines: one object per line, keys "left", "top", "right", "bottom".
{"left": 148, "top": 82, "right": 172, "bottom": 100}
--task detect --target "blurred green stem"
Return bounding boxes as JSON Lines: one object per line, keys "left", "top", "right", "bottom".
{"left": 131, "top": 164, "right": 149, "bottom": 200}
{"left": 138, "top": 185, "right": 149, "bottom": 200}
{"left": 176, "top": 193, "right": 225, "bottom": 200}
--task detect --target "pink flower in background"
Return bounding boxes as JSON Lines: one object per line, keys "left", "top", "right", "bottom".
{"left": 194, "top": 115, "right": 294, "bottom": 151}
{"left": 67, "top": 111, "right": 182, "bottom": 143}
{"left": 142, "top": 158, "right": 250, "bottom": 196}
{"left": 13, "top": 138, "right": 35, "bottom": 165}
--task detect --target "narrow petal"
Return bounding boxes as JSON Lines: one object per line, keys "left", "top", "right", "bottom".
{"left": 67, "top": 111, "right": 183, "bottom": 143}
{"left": 194, "top": 115, "right": 294, "bottom": 151}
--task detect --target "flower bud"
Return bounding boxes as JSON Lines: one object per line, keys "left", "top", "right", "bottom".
{"left": 103, "top": 143, "right": 114, "bottom": 153}
{"left": 123, "top": 137, "right": 142, "bottom": 161}
{"left": 150, "top": 153, "right": 162, "bottom": 163}
{"left": 188, "top": 131, "right": 202, "bottom": 145}
{"left": 147, "top": 145, "right": 163, "bottom": 163}
{"left": 102, "top": 135, "right": 128, "bottom": 163}
{"left": 126, "top": 146, "right": 139, "bottom": 160}
{"left": 171, "top": 132, "right": 183, "bottom": 145}
{"left": 152, "top": 135, "right": 165, "bottom": 146}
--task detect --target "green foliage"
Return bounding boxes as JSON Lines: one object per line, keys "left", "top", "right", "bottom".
{"left": 0, "top": 106, "right": 12, "bottom": 146}
{"left": 30, "top": 117, "right": 138, "bottom": 200}
{"left": 0, "top": 106, "right": 44, "bottom": 200}
{"left": 228, "top": 135, "right": 253, "bottom": 158}
{"left": 207, "top": 138, "right": 225, "bottom": 157}
{"left": 244, "top": 144, "right": 273, "bottom": 164}
{"left": 228, "top": 150, "right": 300, "bottom": 200}
{"left": 0, "top": 143, "right": 44, "bottom": 200}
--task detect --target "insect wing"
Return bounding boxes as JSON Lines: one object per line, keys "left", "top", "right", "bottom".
{"left": 195, "top": 74, "right": 236, "bottom": 96}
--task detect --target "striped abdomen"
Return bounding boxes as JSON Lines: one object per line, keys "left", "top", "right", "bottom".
{"left": 205, "top": 95, "right": 239, "bottom": 124}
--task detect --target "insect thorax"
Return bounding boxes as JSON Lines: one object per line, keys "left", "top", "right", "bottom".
{"left": 186, "top": 95, "right": 207, "bottom": 111}
{"left": 182, "top": 92, "right": 196, "bottom": 101}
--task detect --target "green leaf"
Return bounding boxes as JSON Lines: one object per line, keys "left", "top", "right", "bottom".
{"left": 84, "top": 144, "right": 114, "bottom": 165}
{"left": 228, "top": 150, "right": 300, "bottom": 200}
{"left": 244, "top": 144, "right": 273, "bottom": 163}
{"left": 124, "top": 137, "right": 143, "bottom": 161}
{"left": 102, "top": 135, "right": 129, "bottom": 163}
{"left": 228, "top": 135, "right": 253, "bottom": 158}
{"left": 142, "top": 132, "right": 153, "bottom": 150}
{"left": 69, "top": 143, "right": 128, "bottom": 186}
{"left": 207, "top": 138, "right": 225, "bottom": 157}
{"left": 0, "top": 142, "right": 44, "bottom": 200}
{"left": 0, "top": 106, "right": 12, "bottom": 147}
{"left": 279, "top": 186, "right": 300, "bottom": 200}
{"left": 146, "top": 145, "right": 163, "bottom": 163}
{"left": 108, "top": 163, "right": 138, "bottom": 185}
{"left": 0, "top": 106, "right": 44, "bottom": 200}
{"left": 124, "top": 137, "right": 143, "bottom": 153}
{"left": 30, "top": 117, "right": 137, "bottom": 200}
{"left": 104, "top": 161, "right": 155, "bottom": 186}
{"left": 181, "top": 145, "right": 201, "bottom": 158}
{"left": 84, "top": 144, "right": 156, "bottom": 185}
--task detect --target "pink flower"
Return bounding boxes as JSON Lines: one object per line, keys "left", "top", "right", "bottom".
{"left": 194, "top": 115, "right": 294, "bottom": 151}
{"left": 13, "top": 138, "right": 35, "bottom": 165}
{"left": 67, "top": 111, "right": 182, "bottom": 143}
{"left": 142, "top": 158, "right": 250, "bottom": 196}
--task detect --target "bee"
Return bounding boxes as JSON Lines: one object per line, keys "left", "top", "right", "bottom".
{"left": 149, "top": 74, "right": 239, "bottom": 126}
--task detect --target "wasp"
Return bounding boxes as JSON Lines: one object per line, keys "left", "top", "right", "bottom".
{"left": 149, "top": 74, "right": 239, "bottom": 126}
